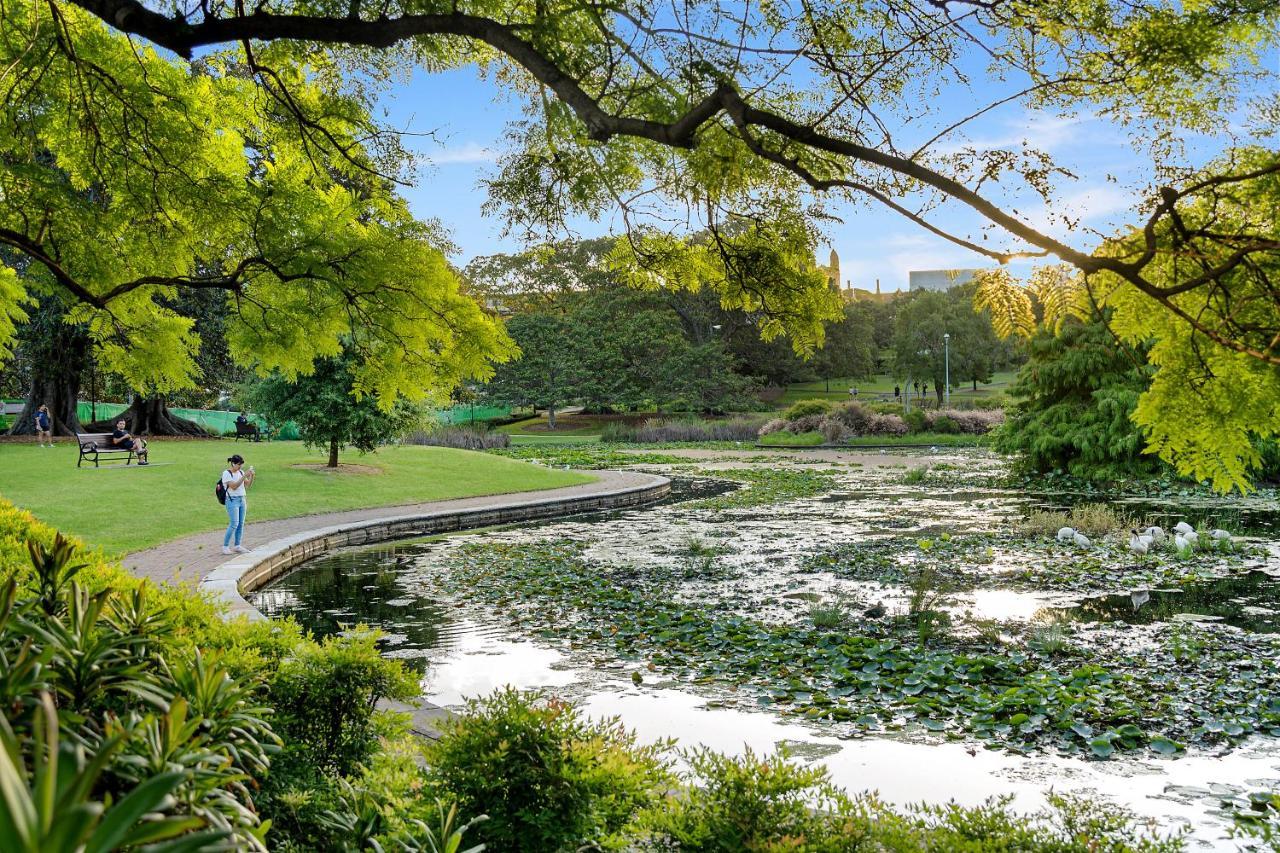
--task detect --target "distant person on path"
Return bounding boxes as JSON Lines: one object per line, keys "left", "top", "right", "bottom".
{"left": 34, "top": 404, "right": 53, "bottom": 447}
{"left": 922, "top": 383, "right": 929, "bottom": 401}
{"left": 913, "top": 380, "right": 920, "bottom": 397}
{"left": 221, "top": 454, "right": 255, "bottom": 555}
{"left": 848, "top": 386, "right": 859, "bottom": 398}
{"left": 111, "top": 419, "right": 148, "bottom": 464}
{"left": 894, "top": 385, "right": 901, "bottom": 399}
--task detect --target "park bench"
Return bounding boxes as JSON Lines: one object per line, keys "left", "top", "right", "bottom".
{"left": 233, "top": 420, "right": 262, "bottom": 442}
{"left": 76, "top": 432, "right": 143, "bottom": 468}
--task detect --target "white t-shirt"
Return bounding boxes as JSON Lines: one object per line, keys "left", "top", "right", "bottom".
{"left": 221, "top": 469, "right": 247, "bottom": 498}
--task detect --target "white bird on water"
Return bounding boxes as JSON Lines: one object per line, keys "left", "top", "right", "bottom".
{"left": 1144, "top": 526, "right": 1165, "bottom": 544}
{"left": 1174, "top": 521, "right": 1195, "bottom": 536}
{"left": 1210, "top": 529, "right": 1232, "bottom": 541}
{"left": 1130, "top": 590, "right": 1151, "bottom": 610}
{"left": 1128, "top": 531, "right": 1152, "bottom": 555}
{"left": 1072, "top": 531, "right": 1091, "bottom": 548}
{"left": 1056, "top": 527, "right": 1076, "bottom": 543}
{"left": 1174, "top": 531, "right": 1199, "bottom": 551}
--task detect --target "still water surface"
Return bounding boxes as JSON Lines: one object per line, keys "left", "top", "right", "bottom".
{"left": 253, "top": 452, "right": 1280, "bottom": 848}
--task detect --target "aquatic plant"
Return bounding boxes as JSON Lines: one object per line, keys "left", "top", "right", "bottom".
{"left": 435, "top": 542, "right": 1280, "bottom": 759}
{"left": 689, "top": 468, "right": 838, "bottom": 510}
{"left": 809, "top": 599, "right": 848, "bottom": 629}
{"left": 901, "top": 466, "right": 930, "bottom": 485}
{"left": 1027, "top": 624, "right": 1072, "bottom": 656}
{"left": 1021, "top": 503, "right": 1146, "bottom": 538}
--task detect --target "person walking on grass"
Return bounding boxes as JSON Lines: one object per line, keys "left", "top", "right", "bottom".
{"left": 221, "top": 454, "right": 255, "bottom": 555}
{"left": 34, "top": 405, "right": 53, "bottom": 447}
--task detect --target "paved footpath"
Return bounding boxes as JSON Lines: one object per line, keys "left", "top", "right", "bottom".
{"left": 124, "top": 469, "right": 654, "bottom": 588}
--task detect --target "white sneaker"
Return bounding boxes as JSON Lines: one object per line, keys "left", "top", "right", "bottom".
{"left": 221, "top": 547, "right": 233, "bottom": 555}
{"left": 234, "top": 545, "right": 249, "bottom": 553}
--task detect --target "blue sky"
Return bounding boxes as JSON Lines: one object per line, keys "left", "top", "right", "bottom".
{"left": 382, "top": 51, "right": 1273, "bottom": 294}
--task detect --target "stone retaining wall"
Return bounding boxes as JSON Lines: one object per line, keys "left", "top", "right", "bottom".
{"left": 200, "top": 472, "right": 671, "bottom": 620}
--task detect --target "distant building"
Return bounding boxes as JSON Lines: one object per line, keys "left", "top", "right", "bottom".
{"left": 817, "top": 248, "right": 902, "bottom": 304}
{"left": 817, "top": 248, "right": 842, "bottom": 292}
{"left": 842, "top": 279, "right": 897, "bottom": 304}
{"left": 908, "top": 268, "right": 989, "bottom": 292}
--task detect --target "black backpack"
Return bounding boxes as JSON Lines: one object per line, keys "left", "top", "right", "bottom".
{"left": 215, "top": 473, "right": 228, "bottom": 506}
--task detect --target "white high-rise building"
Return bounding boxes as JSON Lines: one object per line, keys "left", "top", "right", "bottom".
{"left": 908, "top": 268, "right": 989, "bottom": 292}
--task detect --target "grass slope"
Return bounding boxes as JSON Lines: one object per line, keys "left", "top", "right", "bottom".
{"left": 0, "top": 441, "right": 593, "bottom": 554}
{"left": 775, "top": 371, "right": 1016, "bottom": 406}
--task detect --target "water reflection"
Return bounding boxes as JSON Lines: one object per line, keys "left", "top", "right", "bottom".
{"left": 252, "top": 544, "right": 455, "bottom": 671}
{"left": 1050, "top": 571, "right": 1280, "bottom": 632}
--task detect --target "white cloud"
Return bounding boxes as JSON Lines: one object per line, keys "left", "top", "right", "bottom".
{"left": 1023, "top": 184, "right": 1137, "bottom": 237}
{"left": 429, "top": 142, "right": 498, "bottom": 165}
{"left": 934, "top": 111, "right": 1094, "bottom": 157}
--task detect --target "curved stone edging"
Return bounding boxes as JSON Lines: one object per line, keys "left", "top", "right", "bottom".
{"left": 199, "top": 471, "right": 671, "bottom": 620}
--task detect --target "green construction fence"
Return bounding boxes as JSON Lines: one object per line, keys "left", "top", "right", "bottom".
{"left": 5, "top": 399, "right": 511, "bottom": 437}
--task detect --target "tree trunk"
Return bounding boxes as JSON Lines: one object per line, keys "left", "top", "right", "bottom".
{"left": 547, "top": 406, "right": 556, "bottom": 430}
{"left": 328, "top": 438, "right": 339, "bottom": 468}
{"left": 9, "top": 373, "right": 83, "bottom": 436}
{"left": 972, "top": 378, "right": 978, "bottom": 391}
{"left": 85, "top": 396, "right": 207, "bottom": 436}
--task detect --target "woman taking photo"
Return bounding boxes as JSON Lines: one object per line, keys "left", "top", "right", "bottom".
{"left": 221, "top": 454, "right": 255, "bottom": 555}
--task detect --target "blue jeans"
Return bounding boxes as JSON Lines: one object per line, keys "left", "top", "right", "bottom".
{"left": 224, "top": 496, "right": 246, "bottom": 547}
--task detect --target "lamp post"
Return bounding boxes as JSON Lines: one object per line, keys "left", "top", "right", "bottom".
{"left": 943, "top": 333, "right": 951, "bottom": 409}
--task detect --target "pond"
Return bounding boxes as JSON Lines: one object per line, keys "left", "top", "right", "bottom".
{"left": 252, "top": 447, "right": 1280, "bottom": 848}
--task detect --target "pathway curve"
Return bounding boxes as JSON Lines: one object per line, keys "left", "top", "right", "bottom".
{"left": 124, "top": 469, "right": 658, "bottom": 588}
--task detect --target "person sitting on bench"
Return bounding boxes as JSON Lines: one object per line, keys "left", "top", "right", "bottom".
{"left": 111, "top": 419, "right": 149, "bottom": 465}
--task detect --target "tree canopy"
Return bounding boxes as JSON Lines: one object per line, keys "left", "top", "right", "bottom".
{"left": 249, "top": 346, "right": 426, "bottom": 465}
{"left": 35, "top": 0, "right": 1276, "bottom": 353}
{"left": 977, "top": 150, "right": 1280, "bottom": 491}
{"left": 4, "top": 0, "right": 1277, "bottom": 481}
{"left": 0, "top": 0, "right": 512, "bottom": 406}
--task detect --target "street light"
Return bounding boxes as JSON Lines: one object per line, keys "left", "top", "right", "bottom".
{"left": 943, "top": 333, "right": 951, "bottom": 409}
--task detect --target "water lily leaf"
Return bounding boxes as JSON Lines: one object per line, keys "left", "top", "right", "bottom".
{"left": 1149, "top": 736, "right": 1183, "bottom": 755}
{"left": 1089, "top": 737, "right": 1115, "bottom": 759}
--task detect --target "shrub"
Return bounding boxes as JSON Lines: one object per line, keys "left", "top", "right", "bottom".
{"left": 403, "top": 425, "right": 510, "bottom": 450}
{"left": 782, "top": 398, "right": 833, "bottom": 420}
{"left": 267, "top": 630, "right": 419, "bottom": 778}
{"left": 929, "top": 408, "right": 1004, "bottom": 434}
{"left": 903, "top": 409, "right": 927, "bottom": 433}
{"left": 830, "top": 400, "right": 874, "bottom": 433}
{"left": 0, "top": 499, "right": 429, "bottom": 853}
{"left": 930, "top": 414, "right": 960, "bottom": 434}
{"left": 788, "top": 413, "right": 827, "bottom": 434}
{"left": 605, "top": 416, "right": 767, "bottom": 443}
{"left": 820, "top": 417, "right": 847, "bottom": 443}
{"left": 757, "top": 418, "right": 788, "bottom": 437}
{"left": 865, "top": 412, "right": 906, "bottom": 436}
{"left": 629, "top": 747, "right": 874, "bottom": 852}
{"left": 0, "top": 525, "right": 277, "bottom": 849}
{"left": 425, "top": 688, "right": 673, "bottom": 852}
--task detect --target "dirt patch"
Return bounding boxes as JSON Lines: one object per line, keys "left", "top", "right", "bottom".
{"left": 290, "top": 463, "right": 383, "bottom": 475}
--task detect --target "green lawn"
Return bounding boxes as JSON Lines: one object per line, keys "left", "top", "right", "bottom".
{"left": 0, "top": 440, "right": 594, "bottom": 554}
{"left": 774, "top": 371, "right": 1017, "bottom": 407}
